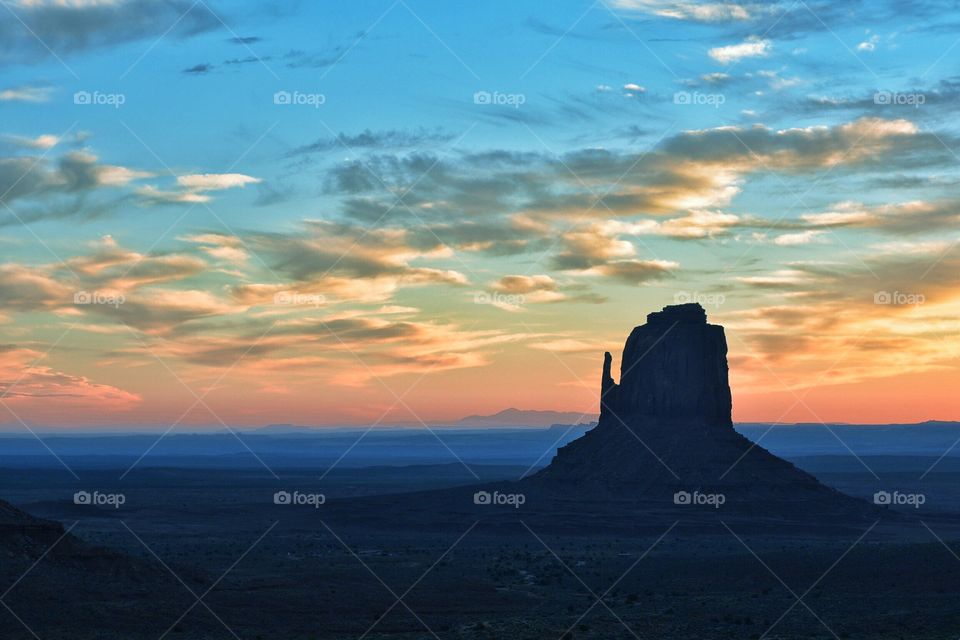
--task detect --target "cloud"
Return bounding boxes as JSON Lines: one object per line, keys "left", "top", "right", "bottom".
{"left": 797, "top": 76, "right": 960, "bottom": 119}
{"left": 0, "top": 236, "right": 219, "bottom": 333}
{"left": 133, "top": 311, "right": 529, "bottom": 386}
{"left": 607, "top": 0, "right": 758, "bottom": 22}
{"left": 239, "top": 220, "right": 468, "bottom": 303}
{"left": 223, "top": 55, "right": 267, "bottom": 66}
{"left": 773, "top": 230, "right": 827, "bottom": 245}
{"left": 325, "top": 117, "right": 937, "bottom": 232}
{"left": 610, "top": 0, "right": 943, "bottom": 44}
{"left": 312, "top": 116, "right": 951, "bottom": 297}
{"left": 65, "top": 235, "right": 207, "bottom": 291}
{"left": 583, "top": 259, "right": 678, "bottom": 284}
{"left": 0, "top": 0, "right": 220, "bottom": 66}
{"left": 756, "top": 69, "right": 801, "bottom": 90}
{"left": 0, "top": 346, "right": 140, "bottom": 414}
{"left": 0, "top": 150, "right": 150, "bottom": 210}
{"left": 0, "top": 263, "right": 71, "bottom": 311}
{"left": 725, "top": 245, "right": 960, "bottom": 391}
{"left": 0, "top": 84, "right": 52, "bottom": 102}
{"left": 857, "top": 34, "right": 880, "bottom": 51}
{"left": 553, "top": 223, "right": 638, "bottom": 271}
{"left": 800, "top": 199, "right": 960, "bottom": 235}
{"left": 98, "top": 289, "right": 238, "bottom": 333}
{"left": 487, "top": 274, "right": 570, "bottom": 307}
{"left": 135, "top": 185, "right": 211, "bottom": 205}
{"left": 135, "top": 173, "right": 261, "bottom": 206}
{"left": 183, "top": 63, "right": 214, "bottom": 75}
{"left": 656, "top": 118, "right": 925, "bottom": 172}
{"left": 550, "top": 219, "right": 679, "bottom": 284}
{"left": 491, "top": 275, "right": 559, "bottom": 295}
{"left": 287, "top": 128, "right": 455, "bottom": 157}
{"left": 611, "top": 210, "right": 742, "bottom": 239}
{"left": 2, "top": 133, "right": 60, "bottom": 149}
{"left": 177, "top": 173, "right": 261, "bottom": 191}
{"left": 736, "top": 269, "right": 811, "bottom": 288}
{"left": 95, "top": 164, "right": 154, "bottom": 186}
{"left": 181, "top": 233, "right": 249, "bottom": 265}
{"left": 709, "top": 37, "right": 771, "bottom": 64}
{"left": 698, "top": 72, "right": 733, "bottom": 86}
{"left": 282, "top": 32, "right": 367, "bottom": 69}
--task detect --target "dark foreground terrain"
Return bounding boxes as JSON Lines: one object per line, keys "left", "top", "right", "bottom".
{"left": 3, "top": 460, "right": 960, "bottom": 639}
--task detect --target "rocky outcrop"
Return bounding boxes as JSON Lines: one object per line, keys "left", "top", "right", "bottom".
{"left": 0, "top": 499, "right": 72, "bottom": 557}
{"left": 600, "top": 302, "right": 731, "bottom": 428}
{"left": 530, "top": 303, "right": 874, "bottom": 517}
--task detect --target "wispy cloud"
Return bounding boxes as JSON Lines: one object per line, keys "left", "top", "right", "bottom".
{"left": 607, "top": 0, "right": 759, "bottom": 22}
{"left": 0, "top": 0, "right": 220, "bottom": 65}
{"left": 709, "top": 36, "right": 771, "bottom": 63}
{"left": 0, "top": 83, "right": 52, "bottom": 102}
{"left": 287, "top": 128, "right": 454, "bottom": 157}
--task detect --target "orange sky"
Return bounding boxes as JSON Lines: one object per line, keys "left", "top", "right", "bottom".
{"left": 2, "top": 3, "right": 959, "bottom": 429}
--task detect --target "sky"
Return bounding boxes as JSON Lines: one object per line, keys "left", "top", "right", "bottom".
{"left": 1, "top": 0, "right": 959, "bottom": 429}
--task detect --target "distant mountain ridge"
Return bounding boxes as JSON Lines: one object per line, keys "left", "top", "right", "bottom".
{"left": 455, "top": 408, "right": 589, "bottom": 427}
{"left": 3, "top": 418, "right": 957, "bottom": 435}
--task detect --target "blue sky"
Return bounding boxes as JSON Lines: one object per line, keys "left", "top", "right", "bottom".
{"left": 2, "top": 0, "right": 960, "bottom": 427}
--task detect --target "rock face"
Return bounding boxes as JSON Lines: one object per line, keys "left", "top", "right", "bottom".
{"left": 531, "top": 303, "right": 871, "bottom": 516}
{"left": 602, "top": 303, "right": 731, "bottom": 428}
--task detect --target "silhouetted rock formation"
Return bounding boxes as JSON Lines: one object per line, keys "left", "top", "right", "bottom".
{"left": 315, "top": 303, "right": 881, "bottom": 533}
{"left": 0, "top": 499, "right": 73, "bottom": 558}
{"left": 531, "top": 303, "right": 873, "bottom": 517}
{"left": 600, "top": 303, "right": 731, "bottom": 427}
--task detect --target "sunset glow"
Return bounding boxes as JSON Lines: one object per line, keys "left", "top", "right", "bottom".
{"left": 1, "top": 1, "right": 958, "bottom": 429}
